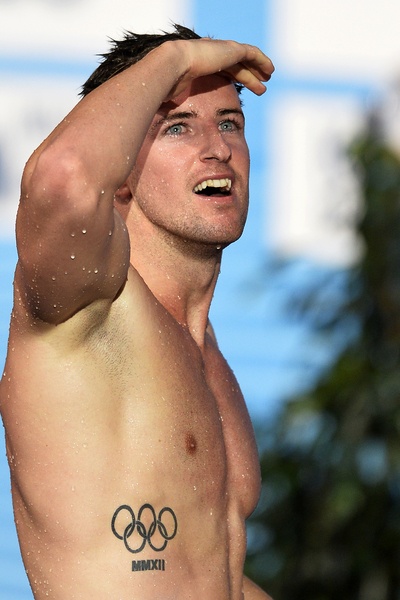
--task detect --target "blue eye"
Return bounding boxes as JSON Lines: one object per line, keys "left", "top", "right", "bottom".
{"left": 166, "top": 123, "right": 185, "bottom": 135}
{"left": 219, "top": 119, "right": 239, "bottom": 132}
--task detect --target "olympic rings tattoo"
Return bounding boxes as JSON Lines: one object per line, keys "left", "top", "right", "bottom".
{"left": 111, "top": 503, "right": 178, "bottom": 553}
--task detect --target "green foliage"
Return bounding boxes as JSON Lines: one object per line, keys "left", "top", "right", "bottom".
{"left": 246, "top": 115, "right": 400, "bottom": 599}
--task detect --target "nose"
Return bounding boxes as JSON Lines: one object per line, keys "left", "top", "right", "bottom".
{"left": 199, "top": 131, "right": 232, "bottom": 163}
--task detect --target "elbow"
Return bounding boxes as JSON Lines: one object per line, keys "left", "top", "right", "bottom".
{"left": 16, "top": 144, "right": 99, "bottom": 271}
{"left": 21, "top": 144, "right": 92, "bottom": 214}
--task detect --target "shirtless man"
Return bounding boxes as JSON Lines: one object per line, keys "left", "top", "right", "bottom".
{"left": 0, "top": 24, "right": 274, "bottom": 599}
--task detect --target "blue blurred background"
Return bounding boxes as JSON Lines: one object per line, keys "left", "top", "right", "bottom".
{"left": 1, "top": 0, "right": 400, "bottom": 596}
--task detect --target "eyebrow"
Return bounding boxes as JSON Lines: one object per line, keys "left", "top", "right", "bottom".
{"left": 151, "top": 108, "right": 245, "bottom": 132}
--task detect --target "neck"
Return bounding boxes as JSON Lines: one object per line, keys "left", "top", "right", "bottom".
{"left": 130, "top": 231, "right": 223, "bottom": 347}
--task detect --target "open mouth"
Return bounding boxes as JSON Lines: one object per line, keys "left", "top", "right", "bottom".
{"left": 193, "top": 178, "right": 232, "bottom": 197}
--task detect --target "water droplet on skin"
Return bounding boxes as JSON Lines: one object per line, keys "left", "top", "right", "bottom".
{"left": 51, "top": 276, "right": 56, "bottom": 281}
{"left": 70, "top": 254, "right": 75, "bottom": 260}
{"left": 94, "top": 268, "right": 98, "bottom": 274}
{"left": 82, "top": 229, "right": 87, "bottom": 234}
{"left": 70, "top": 232, "right": 76, "bottom": 237}
{"left": 216, "top": 245, "right": 221, "bottom": 250}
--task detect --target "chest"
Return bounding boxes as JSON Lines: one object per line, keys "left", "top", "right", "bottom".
{"left": 91, "top": 301, "right": 261, "bottom": 516}
{"left": 202, "top": 341, "right": 262, "bottom": 514}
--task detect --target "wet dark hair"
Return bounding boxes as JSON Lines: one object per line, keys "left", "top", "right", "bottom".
{"left": 80, "top": 23, "right": 243, "bottom": 97}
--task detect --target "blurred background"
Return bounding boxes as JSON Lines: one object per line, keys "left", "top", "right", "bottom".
{"left": 1, "top": 0, "right": 400, "bottom": 598}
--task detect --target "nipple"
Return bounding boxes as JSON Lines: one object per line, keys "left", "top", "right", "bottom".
{"left": 185, "top": 432, "right": 197, "bottom": 456}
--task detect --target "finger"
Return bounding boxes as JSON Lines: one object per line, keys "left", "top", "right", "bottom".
{"left": 240, "top": 44, "right": 275, "bottom": 81}
{"left": 196, "top": 39, "right": 274, "bottom": 83}
{"left": 224, "top": 64, "right": 268, "bottom": 96}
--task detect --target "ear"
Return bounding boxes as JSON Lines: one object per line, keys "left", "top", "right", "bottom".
{"left": 114, "top": 182, "right": 132, "bottom": 205}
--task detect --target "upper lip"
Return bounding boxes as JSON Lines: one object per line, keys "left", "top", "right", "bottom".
{"left": 193, "top": 177, "right": 233, "bottom": 194}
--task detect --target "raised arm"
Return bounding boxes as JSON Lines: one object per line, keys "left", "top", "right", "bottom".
{"left": 16, "top": 37, "right": 274, "bottom": 325}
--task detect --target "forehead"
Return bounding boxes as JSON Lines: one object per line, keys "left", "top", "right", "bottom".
{"left": 158, "top": 74, "right": 242, "bottom": 117}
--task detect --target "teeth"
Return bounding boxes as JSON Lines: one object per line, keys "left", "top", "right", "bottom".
{"left": 193, "top": 178, "right": 232, "bottom": 193}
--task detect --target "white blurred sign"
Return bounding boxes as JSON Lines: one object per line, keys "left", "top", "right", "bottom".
{"left": 0, "top": 0, "right": 191, "bottom": 59}
{"left": 266, "top": 0, "right": 400, "bottom": 266}
{"left": 0, "top": 75, "right": 78, "bottom": 238}
{"left": 275, "top": 0, "right": 400, "bottom": 82}
{"left": 268, "top": 94, "right": 365, "bottom": 267}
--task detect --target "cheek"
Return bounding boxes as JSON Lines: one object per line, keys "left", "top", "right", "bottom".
{"left": 137, "top": 149, "right": 178, "bottom": 184}
{"left": 139, "top": 155, "right": 191, "bottom": 201}
{"left": 129, "top": 160, "right": 178, "bottom": 216}
{"left": 128, "top": 161, "right": 162, "bottom": 197}
{"left": 238, "top": 142, "right": 250, "bottom": 165}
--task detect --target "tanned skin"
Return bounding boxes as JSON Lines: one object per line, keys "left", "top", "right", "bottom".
{"left": 0, "top": 35, "right": 274, "bottom": 599}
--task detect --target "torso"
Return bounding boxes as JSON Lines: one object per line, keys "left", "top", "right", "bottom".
{"left": 0, "top": 266, "right": 261, "bottom": 600}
